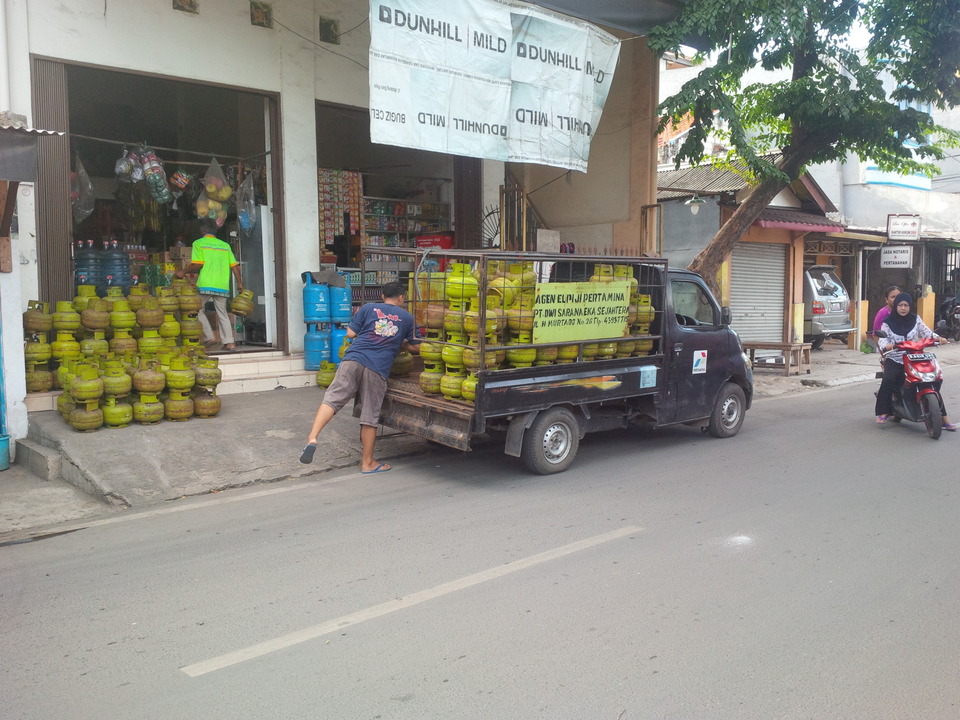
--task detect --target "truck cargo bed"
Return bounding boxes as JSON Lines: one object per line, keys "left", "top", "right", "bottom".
{"left": 379, "top": 376, "right": 477, "bottom": 451}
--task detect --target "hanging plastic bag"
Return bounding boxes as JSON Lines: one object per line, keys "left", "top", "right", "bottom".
{"left": 140, "top": 148, "right": 173, "bottom": 204}
{"left": 236, "top": 172, "right": 256, "bottom": 235}
{"left": 195, "top": 188, "right": 229, "bottom": 228}
{"left": 72, "top": 154, "right": 95, "bottom": 225}
{"left": 114, "top": 147, "right": 136, "bottom": 183}
{"left": 127, "top": 147, "right": 145, "bottom": 183}
{"left": 202, "top": 158, "right": 233, "bottom": 203}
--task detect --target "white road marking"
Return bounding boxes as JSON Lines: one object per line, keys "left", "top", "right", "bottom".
{"left": 181, "top": 525, "right": 643, "bottom": 677}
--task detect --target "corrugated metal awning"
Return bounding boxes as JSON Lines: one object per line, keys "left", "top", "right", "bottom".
{"left": 0, "top": 124, "right": 64, "bottom": 182}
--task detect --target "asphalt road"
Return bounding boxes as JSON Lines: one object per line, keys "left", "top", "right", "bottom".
{"left": 3, "top": 377, "right": 960, "bottom": 720}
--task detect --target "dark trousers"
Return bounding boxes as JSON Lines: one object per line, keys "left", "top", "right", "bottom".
{"left": 875, "top": 360, "right": 946, "bottom": 416}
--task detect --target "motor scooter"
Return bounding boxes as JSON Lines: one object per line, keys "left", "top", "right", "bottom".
{"left": 937, "top": 295, "right": 960, "bottom": 340}
{"left": 874, "top": 330, "right": 946, "bottom": 439}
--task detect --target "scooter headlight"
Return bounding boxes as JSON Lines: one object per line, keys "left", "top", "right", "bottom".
{"left": 919, "top": 371, "right": 938, "bottom": 382}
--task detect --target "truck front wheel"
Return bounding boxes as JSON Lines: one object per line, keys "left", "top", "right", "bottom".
{"left": 707, "top": 382, "right": 746, "bottom": 438}
{"left": 521, "top": 408, "right": 580, "bottom": 474}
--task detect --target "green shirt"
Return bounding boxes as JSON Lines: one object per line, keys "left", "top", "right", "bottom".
{"left": 191, "top": 234, "right": 238, "bottom": 296}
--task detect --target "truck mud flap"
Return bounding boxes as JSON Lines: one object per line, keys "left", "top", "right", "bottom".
{"left": 378, "top": 388, "right": 475, "bottom": 451}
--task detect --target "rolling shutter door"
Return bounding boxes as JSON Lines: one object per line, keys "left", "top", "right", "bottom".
{"left": 730, "top": 243, "right": 786, "bottom": 342}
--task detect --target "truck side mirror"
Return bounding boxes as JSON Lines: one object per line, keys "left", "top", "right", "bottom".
{"left": 720, "top": 307, "right": 732, "bottom": 326}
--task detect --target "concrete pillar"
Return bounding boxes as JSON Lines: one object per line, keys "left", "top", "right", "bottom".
{"left": 613, "top": 38, "right": 658, "bottom": 256}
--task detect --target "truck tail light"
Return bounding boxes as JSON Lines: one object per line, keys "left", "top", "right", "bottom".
{"left": 812, "top": 301, "right": 826, "bottom": 315}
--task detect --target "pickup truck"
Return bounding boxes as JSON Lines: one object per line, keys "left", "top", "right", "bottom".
{"left": 361, "top": 249, "right": 753, "bottom": 474}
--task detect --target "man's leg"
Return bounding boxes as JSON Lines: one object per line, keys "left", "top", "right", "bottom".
{"left": 198, "top": 296, "right": 216, "bottom": 345}
{"left": 213, "top": 295, "right": 235, "bottom": 348}
{"left": 360, "top": 424, "right": 389, "bottom": 473}
{"left": 300, "top": 402, "right": 336, "bottom": 463}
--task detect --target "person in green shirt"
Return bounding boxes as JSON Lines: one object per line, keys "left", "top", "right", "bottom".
{"left": 175, "top": 219, "right": 243, "bottom": 350}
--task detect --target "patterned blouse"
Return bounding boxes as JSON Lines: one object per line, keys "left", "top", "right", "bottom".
{"left": 878, "top": 316, "right": 939, "bottom": 364}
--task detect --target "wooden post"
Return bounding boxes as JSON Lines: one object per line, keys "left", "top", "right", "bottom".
{"left": 0, "top": 180, "right": 18, "bottom": 273}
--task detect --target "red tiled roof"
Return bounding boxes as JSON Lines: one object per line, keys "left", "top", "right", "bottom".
{"left": 754, "top": 207, "right": 844, "bottom": 232}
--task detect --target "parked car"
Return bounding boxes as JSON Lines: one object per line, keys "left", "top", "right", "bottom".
{"left": 803, "top": 265, "right": 855, "bottom": 349}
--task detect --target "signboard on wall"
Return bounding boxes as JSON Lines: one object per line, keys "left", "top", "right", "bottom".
{"left": 887, "top": 214, "right": 921, "bottom": 241}
{"left": 368, "top": 0, "right": 620, "bottom": 172}
{"left": 880, "top": 245, "right": 913, "bottom": 268}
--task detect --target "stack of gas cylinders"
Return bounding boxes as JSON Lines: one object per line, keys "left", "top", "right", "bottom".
{"left": 302, "top": 272, "right": 352, "bottom": 372}
{"left": 21, "top": 279, "right": 235, "bottom": 432}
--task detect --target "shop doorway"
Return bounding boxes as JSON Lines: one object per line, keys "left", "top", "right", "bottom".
{"left": 33, "top": 60, "right": 285, "bottom": 350}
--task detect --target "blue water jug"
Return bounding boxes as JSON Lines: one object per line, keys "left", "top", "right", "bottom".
{"left": 73, "top": 239, "right": 103, "bottom": 293}
{"left": 302, "top": 273, "right": 331, "bottom": 323}
{"left": 304, "top": 323, "right": 331, "bottom": 370}
{"left": 331, "top": 274, "right": 353, "bottom": 323}
{"left": 330, "top": 325, "right": 349, "bottom": 365}
{"left": 101, "top": 240, "right": 132, "bottom": 295}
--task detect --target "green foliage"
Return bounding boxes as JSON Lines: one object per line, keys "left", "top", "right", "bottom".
{"left": 648, "top": 0, "right": 960, "bottom": 182}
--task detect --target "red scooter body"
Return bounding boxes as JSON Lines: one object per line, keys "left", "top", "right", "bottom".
{"left": 878, "top": 336, "right": 945, "bottom": 438}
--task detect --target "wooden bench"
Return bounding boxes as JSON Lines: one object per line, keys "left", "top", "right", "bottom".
{"left": 742, "top": 341, "right": 812, "bottom": 376}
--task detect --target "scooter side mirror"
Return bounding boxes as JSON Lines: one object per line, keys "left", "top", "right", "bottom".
{"left": 874, "top": 330, "right": 887, "bottom": 338}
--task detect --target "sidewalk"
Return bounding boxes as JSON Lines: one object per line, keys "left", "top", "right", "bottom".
{"left": 3, "top": 339, "right": 959, "bottom": 538}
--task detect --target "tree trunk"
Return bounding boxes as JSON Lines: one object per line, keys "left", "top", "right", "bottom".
{"left": 686, "top": 151, "right": 814, "bottom": 297}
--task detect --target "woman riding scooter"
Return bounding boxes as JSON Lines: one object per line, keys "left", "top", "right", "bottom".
{"left": 876, "top": 291, "right": 956, "bottom": 429}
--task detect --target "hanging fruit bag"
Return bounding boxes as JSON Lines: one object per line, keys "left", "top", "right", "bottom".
{"left": 71, "top": 154, "right": 95, "bottom": 225}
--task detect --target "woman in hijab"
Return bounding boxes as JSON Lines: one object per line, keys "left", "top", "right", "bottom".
{"left": 876, "top": 292, "right": 955, "bottom": 429}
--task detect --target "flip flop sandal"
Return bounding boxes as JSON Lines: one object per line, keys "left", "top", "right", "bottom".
{"left": 361, "top": 462, "right": 391, "bottom": 474}
{"left": 299, "top": 443, "right": 317, "bottom": 463}
{"left": 876, "top": 415, "right": 889, "bottom": 424}
{"left": 944, "top": 423, "right": 958, "bottom": 432}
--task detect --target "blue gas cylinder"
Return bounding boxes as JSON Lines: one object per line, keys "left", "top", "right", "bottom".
{"left": 330, "top": 325, "right": 349, "bottom": 365}
{"left": 304, "top": 324, "right": 331, "bottom": 370}
{"left": 302, "top": 273, "right": 331, "bottom": 323}
{"left": 330, "top": 274, "right": 353, "bottom": 324}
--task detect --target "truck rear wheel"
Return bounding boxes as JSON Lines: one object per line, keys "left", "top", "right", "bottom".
{"left": 521, "top": 408, "right": 580, "bottom": 475}
{"left": 707, "top": 382, "right": 746, "bottom": 438}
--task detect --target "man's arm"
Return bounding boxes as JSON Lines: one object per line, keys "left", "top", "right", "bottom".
{"left": 175, "top": 262, "right": 202, "bottom": 279}
{"left": 231, "top": 264, "right": 243, "bottom": 292}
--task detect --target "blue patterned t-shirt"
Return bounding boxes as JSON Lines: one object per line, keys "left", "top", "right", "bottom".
{"left": 344, "top": 302, "right": 419, "bottom": 378}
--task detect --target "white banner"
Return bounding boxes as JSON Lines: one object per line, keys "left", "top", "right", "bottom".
{"left": 369, "top": 0, "right": 621, "bottom": 172}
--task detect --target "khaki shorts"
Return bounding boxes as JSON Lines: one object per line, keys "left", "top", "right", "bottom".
{"left": 321, "top": 359, "right": 387, "bottom": 427}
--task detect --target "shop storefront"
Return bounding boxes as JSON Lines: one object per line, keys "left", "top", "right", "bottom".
{"left": 31, "top": 62, "right": 284, "bottom": 352}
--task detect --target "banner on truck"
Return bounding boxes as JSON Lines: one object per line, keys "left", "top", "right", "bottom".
{"left": 369, "top": 0, "right": 621, "bottom": 172}
{"left": 532, "top": 281, "right": 630, "bottom": 343}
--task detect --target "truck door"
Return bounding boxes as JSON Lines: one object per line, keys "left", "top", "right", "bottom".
{"left": 664, "top": 277, "right": 730, "bottom": 423}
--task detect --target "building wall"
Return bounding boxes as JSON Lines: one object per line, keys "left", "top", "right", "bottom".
{"left": 660, "top": 199, "right": 719, "bottom": 268}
